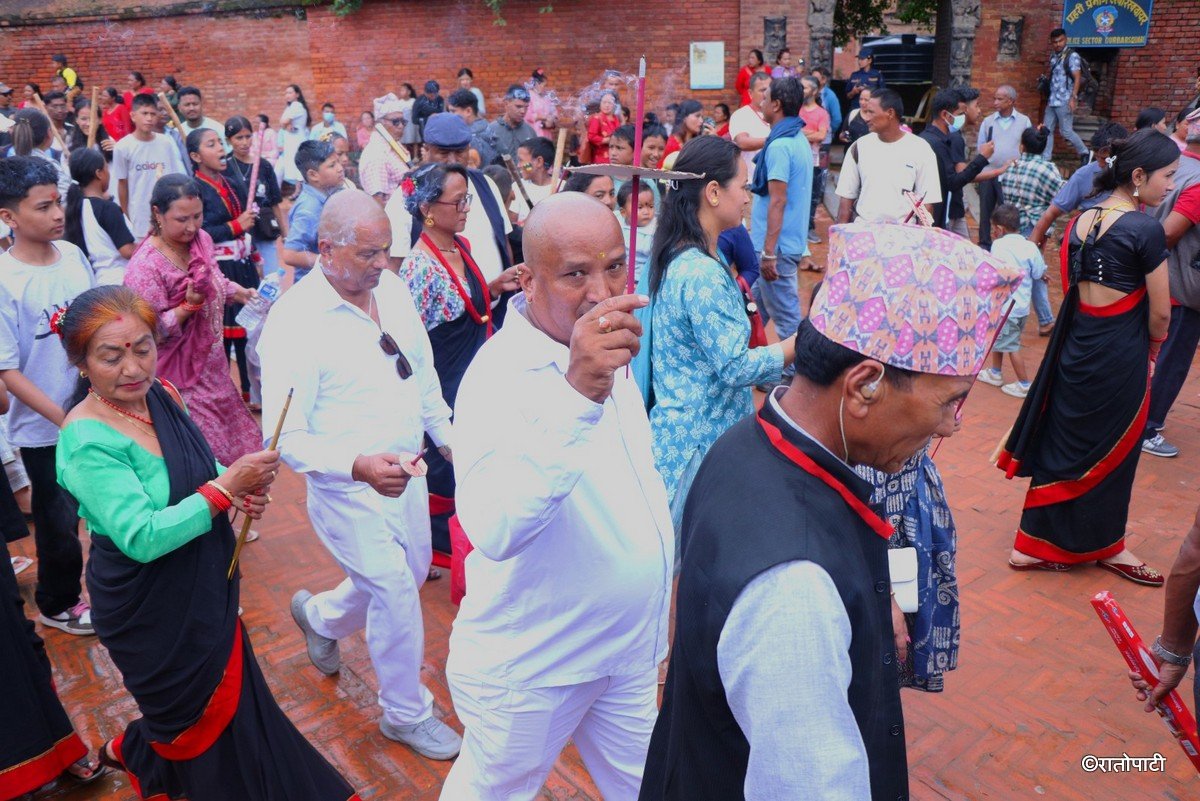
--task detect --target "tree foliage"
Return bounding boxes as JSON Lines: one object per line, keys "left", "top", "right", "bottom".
{"left": 833, "top": 0, "right": 939, "bottom": 47}
{"left": 303, "top": 0, "right": 552, "bottom": 22}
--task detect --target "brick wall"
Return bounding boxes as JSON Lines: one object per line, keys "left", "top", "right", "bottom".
{"left": 972, "top": 0, "right": 1196, "bottom": 134}
{"left": 1109, "top": 0, "right": 1199, "bottom": 124}
{"left": 0, "top": 0, "right": 749, "bottom": 131}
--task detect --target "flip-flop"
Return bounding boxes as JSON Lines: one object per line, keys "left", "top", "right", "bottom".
{"left": 1008, "top": 558, "right": 1072, "bottom": 572}
{"left": 62, "top": 756, "right": 109, "bottom": 786}
{"left": 10, "top": 555, "right": 32, "bottom": 575}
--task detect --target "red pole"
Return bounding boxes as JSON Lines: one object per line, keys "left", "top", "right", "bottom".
{"left": 626, "top": 56, "right": 647, "bottom": 297}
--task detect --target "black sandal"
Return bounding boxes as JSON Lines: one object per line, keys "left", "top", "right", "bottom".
{"left": 62, "top": 755, "right": 109, "bottom": 786}
{"left": 96, "top": 739, "right": 125, "bottom": 774}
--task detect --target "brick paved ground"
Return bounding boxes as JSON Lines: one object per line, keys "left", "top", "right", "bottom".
{"left": 12, "top": 206, "right": 1198, "bottom": 799}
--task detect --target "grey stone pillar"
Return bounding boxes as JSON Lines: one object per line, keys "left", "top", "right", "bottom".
{"left": 807, "top": 0, "right": 834, "bottom": 71}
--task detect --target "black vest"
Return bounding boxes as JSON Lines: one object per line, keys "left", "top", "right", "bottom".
{"left": 640, "top": 402, "right": 909, "bottom": 801}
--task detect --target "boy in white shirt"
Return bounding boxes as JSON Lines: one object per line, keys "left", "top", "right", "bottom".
{"left": 979, "top": 203, "right": 1048, "bottom": 398}
{"left": 112, "top": 94, "right": 187, "bottom": 240}
{"left": 0, "top": 157, "right": 96, "bottom": 635}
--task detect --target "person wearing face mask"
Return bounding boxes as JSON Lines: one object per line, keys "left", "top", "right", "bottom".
{"left": 308, "top": 102, "right": 347, "bottom": 142}
{"left": 918, "top": 89, "right": 992, "bottom": 230}
{"left": 640, "top": 222, "right": 1024, "bottom": 801}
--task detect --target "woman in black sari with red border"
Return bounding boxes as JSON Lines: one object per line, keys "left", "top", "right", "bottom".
{"left": 53, "top": 286, "right": 360, "bottom": 800}
{"left": 999, "top": 130, "right": 1179, "bottom": 585}
{"left": 397, "top": 164, "right": 520, "bottom": 561}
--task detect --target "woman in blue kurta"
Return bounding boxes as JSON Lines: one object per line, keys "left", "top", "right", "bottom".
{"left": 639, "top": 137, "right": 795, "bottom": 501}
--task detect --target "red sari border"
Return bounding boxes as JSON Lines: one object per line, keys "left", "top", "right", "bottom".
{"left": 1021, "top": 380, "right": 1149, "bottom": 509}
{"left": 1014, "top": 527, "right": 1126, "bottom": 564}
{"left": 1079, "top": 286, "right": 1146, "bottom": 318}
{"left": 0, "top": 732, "right": 87, "bottom": 797}
{"left": 757, "top": 413, "right": 893, "bottom": 540}
{"left": 149, "top": 618, "right": 246, "bottom": 761}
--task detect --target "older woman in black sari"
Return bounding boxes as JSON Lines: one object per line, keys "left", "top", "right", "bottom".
{"left": 53, "top": 286, "right": 360, "bottom": 800}
{"left": 398, "top": 163, "right": 520, "bottom": 559}
{"left": 1000, "top": 129, "right": 1178, "bottom": 586}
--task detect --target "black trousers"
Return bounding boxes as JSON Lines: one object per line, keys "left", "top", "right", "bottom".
{"left": 21, "top": 445, "right": 82, "bottom": 617}
{"left": 1144, "top": 305, "right": 1200, "bottom": 438}
{"left": 224, "top": 337, "right": 250, "bottom": 396}
{"left": 977, "top": 179, "right": 1004, "bottom": 250}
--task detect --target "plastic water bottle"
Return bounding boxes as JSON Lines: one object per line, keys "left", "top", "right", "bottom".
{"left": 235, "top": 268, "right": 285, "bottom": 330}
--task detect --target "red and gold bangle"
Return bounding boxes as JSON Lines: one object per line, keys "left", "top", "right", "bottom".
{"left": 197, "top": 481, "right": 233, "bottom": 512}
{"left": 181, "top": 301, "right": 203, "bottom": 313}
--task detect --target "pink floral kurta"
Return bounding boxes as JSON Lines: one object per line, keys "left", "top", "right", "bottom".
{"left": 124, "top": 230, "right": 261, "bottom": 465}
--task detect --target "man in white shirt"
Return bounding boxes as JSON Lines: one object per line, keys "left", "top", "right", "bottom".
{"left": 176, "top": 86, "right": 227, "bottom": 150}
{"left": 441, "top": 192, "right": 673, "bottom": 800}
{"left": 258, "top": 190, "right": 462, "bottom": 761}
{"left": 836, "top": 88, "right": 940, "bottom": 224}
{"left": 729, "top": 71, "right": 771, "bottom": 177}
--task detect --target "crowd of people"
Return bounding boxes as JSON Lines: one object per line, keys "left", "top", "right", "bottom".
{"left": 0, "top": 36, "right": 1198, "bottom": 801}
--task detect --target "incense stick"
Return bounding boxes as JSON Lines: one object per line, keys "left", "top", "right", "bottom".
{"left": 407, "top": 447, "right": 427, "bottom": 468}
{"left": 245, "top": 129, "right": 263, "bottom": 212}
{"left": 627, "top": 56, "right": 647, "bottom": 298}
{"left": 549, "top": 127, "right": 568, "bottom": 194}
{"left": 86, "top": 86, "right": 99, "bottom": 149}
{"left": 227, "top": 388, "right": 293, "bottom": 580}
{"left": 157, "top": 92, "right": 190, "bottom": 166}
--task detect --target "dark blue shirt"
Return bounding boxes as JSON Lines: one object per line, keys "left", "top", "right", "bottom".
{"left": 846, "top": 69, "right": 886, "bottom": 99}
{"left": 718, "top": 225, "right": 760, "bottom": 288}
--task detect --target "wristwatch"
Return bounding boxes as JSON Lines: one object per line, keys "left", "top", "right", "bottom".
{"left": 1152, "top": 636, "right": 1193, "bottom": 667}
{"left": 759, "top": 251, "right": 778, "bottom": 261}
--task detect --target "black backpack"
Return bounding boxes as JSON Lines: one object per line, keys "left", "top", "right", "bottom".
{"left": 1039, "top": 48, "right": 1098, "bottom": 103}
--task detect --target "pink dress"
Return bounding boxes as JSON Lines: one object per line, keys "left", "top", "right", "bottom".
{"left": 123, "top": 231, "right": 261, "bottom": 466}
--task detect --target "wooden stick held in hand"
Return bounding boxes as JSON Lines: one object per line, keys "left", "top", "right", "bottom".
{"left": 502, "top": 154, "right": 534, "bottom": 212}
{"left": 373, "top": 122, "right": 413, "bottom": 164}
{"left": 549, "top": 127, "right": 568, "bottom": 194}
{"left": 227, "top": 388, "right": 293, "bottom": 580}
{"left": 86, "top": 86, "right": 99, "bottom": 149}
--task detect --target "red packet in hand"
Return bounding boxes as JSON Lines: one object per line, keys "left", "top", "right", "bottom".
{"left": 1091, "top": 590, "right": 1200, "bottom": 773}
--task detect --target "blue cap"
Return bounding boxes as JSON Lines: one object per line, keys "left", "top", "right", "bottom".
{"left": 423, "top": 112, "right": 472, "bottom": 149}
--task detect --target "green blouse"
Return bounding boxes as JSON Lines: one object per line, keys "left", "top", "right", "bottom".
{"left": 56, "top": 419, "right": 223, "bottom": 564}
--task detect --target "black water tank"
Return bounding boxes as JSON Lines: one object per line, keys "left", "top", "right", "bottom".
{"left": 861, "top": 34, "right": 935, "bottom": 84}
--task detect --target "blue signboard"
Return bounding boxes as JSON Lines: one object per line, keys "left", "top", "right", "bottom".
{"left": 1062, "top": 0, "right": 1153, "bottom": 47}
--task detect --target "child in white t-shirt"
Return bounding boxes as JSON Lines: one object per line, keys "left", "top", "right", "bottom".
{"left": 978, "top": 204, "right": 1047, "bottom": 399}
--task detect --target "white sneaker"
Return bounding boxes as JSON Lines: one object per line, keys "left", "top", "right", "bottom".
{"left": 39, "top": 600, "right": 95, "bottom": 636}
{"left": 1001, "top": 381, "right": 1030, "bottom": 398}
{"left": 977, "top": 369, "right": 1004, "bottom": 387}
{"left": 380, "top": 716, "right": 462, "bottom": 760}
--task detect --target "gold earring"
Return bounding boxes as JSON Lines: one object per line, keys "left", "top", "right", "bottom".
{"left": 79, "top": 370, "right": 87, "bottom": 379}
{"left": 425, "top": 217, "right": 435, "bottom": 226}
{"left": 710, "top": 197, "right": 719, "bottom": 207}
{"left": 1133, "top": 186, "right": 1140, "bottom": 199}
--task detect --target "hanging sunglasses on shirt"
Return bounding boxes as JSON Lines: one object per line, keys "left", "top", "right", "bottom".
{"left": 378, "top": 332, "right": 413, "bottom": 380}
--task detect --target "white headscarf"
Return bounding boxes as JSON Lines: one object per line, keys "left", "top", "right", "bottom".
{"left": 373, "top": 93, "right": 408, "bottom": 122}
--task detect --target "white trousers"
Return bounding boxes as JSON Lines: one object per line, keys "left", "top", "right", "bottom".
{"left": 302, "top": 483, "right": 434, "bottom": 726}
{"left": 439, "top": 668, "right": 659, "bottom": 801}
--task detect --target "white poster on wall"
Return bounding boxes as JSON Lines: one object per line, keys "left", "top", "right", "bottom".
{"left": 690, "top": 41, "right": 725, "bottom": 90}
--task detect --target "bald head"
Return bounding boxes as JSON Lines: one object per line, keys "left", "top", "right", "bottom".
{"left": 523, "top": 191, "right": 622, "bottom": 274}
{"left": 318, "top": 188, "right": 386, "bottom": 247}
{"left": 316, "top": 188, "right": 393, "bottom": 299}
{"left": 518, "top": 190, "right": 629, "bottom": 346}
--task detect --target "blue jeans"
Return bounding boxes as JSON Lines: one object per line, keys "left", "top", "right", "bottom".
{"left": 1144, "top": 305, "right": 1200, "bottom": 438}
{"left": 753, "top": 252, "right": 803, "bottom": 376}
{"left": 1042, "top": 104, "right": 1087, "bottom": 157}
{"left": 1021, "top": 225, "right": 1055, "bottom": 325}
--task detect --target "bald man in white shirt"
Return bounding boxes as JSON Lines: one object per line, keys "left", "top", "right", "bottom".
{"left": 441, "top": 193, "right": 674, "bottom": 800}
{"left": 259, "top": 190, "right": 461, "bottom": 761}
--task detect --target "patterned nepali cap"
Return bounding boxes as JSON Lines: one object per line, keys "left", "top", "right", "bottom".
{"left": 808, "top": 223, "right": 1026, "bottom": 376}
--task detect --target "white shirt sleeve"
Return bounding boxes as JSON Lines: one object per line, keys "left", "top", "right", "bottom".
{"left": 112, "top": 141, "right": 129, "bottom": 181}
{"left": 393, "top": 278, "right": 453, "bottom": 447}
{"left": 454, "top": 369, "right": 604, "bottom": 562}
{"left": 718, "top": 560, "right": 872, "bottom": 801}
{"left": 835, "top": 143, "right": 861, "bottom": 201}
{"left": 913, "top": 137, "right": 943, "bottom": 205}
{"left": 258, "top": 308, "right": 360, "bottom": 481}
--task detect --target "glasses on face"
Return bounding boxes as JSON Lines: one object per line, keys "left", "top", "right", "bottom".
{"left": 433, "top": 193, "right": 474, "bottom": 212}
{"left": 378, "top": 332, "right": 413, "bottom": 380}
{"left": 383, "top": 116, "right": 405, "bottom": 126}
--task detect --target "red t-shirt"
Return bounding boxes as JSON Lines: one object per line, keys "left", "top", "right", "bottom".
{"left": 1174, "top": 151, "right": 1200, "bottom": 224}
{"left": 587, "top": 113, "right": 620, "bottom": 164}
{"left": 103, "top": 103, "right": 133, "bottom": 141}
{"left": 736, "top": 66, "right": 756, "bottom": 108}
